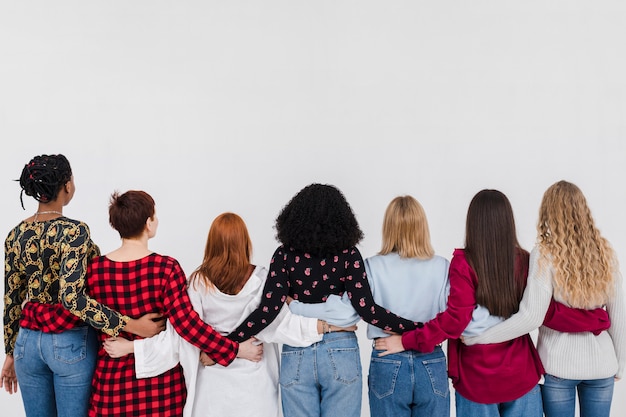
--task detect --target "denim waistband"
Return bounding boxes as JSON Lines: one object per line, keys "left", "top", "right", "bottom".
{"left": 371, "top": 343, "right": 443, "bottom": 358}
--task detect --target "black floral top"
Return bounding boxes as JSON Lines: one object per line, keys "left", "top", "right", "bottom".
{"left": 3, "top": 217, "right": 128, "bottom": 355}
{"left": 228, "top": 245, "right": 420, "bottom": 342}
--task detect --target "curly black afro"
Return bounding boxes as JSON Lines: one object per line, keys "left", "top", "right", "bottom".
{"left": 275, "top": 183, "right": 364, "bottom": 256}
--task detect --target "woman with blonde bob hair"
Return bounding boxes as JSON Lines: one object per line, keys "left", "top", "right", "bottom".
{"left": 364, "top": 195, "right": 450, "bottom": 416}
{"left": 465, "top": 181, "right": 626, "bottom": 417}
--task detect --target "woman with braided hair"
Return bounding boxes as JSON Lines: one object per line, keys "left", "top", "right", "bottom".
{"left": 1, "top": 154, "right": 165, "bottom": 417}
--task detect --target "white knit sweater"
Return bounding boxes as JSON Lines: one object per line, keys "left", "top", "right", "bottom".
{"left": 464, "top": 246, "right": 626, "bottom": 380}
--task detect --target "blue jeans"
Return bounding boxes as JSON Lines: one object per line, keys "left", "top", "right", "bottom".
{"left": 280, "top": 332, "right": 362, "bottom": 417}
{"left": 13, "top": 326, "right": 99, "bottom": 417}
{"left": 541, "top": 374, "right": 614, "bottom": 417}
{"left": 455, "top": 384, "right": 543, "bottom": 417}
{"left": 368, "top": 345, "right": 449, "bottom": 417}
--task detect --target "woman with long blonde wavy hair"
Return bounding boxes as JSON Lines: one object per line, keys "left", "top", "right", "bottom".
{"left": 465, "top": 181, "right": 626, "bottom": 417}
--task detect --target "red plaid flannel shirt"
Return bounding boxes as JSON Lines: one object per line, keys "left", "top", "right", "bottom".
{"left": 87, "top": 253, "right": 238, "bottom": 416}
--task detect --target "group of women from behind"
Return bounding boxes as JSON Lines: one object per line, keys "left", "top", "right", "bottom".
{"left": 1, "top": 153, "right": 624, "bottom": 417}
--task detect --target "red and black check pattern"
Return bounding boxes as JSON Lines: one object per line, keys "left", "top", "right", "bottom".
{"left": 87, "top": 253, "right": 238, "bottom": 416}
{"left": 20, "top": 302, "right": 82, "bottom": 333}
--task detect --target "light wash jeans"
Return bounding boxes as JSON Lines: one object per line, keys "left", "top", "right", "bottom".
{"left": 368, "top": 345, "right": 449, "bottom": 417}
{"left": 541, "top": 374, "right": 614, "bottom": 417}
{"left": 280, "top": 331, "right": 362, "bottom": 417}
{"left": 13, "top": 326, "right": 99, "bottom": 417}
{"left": 455, "top": 384, "right": 543, "bottom": 417}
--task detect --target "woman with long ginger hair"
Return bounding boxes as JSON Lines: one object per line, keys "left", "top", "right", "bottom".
{"left": 104, "top": 212, "right": 354, "bottom": 417}
{"left": 464, "top": 181, "right": 626, "bottom": 417}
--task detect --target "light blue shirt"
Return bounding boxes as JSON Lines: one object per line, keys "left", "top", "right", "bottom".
{"left": 365, "top": 253, "right": 450, "bottom": 339}
{"left": 289, "top": 251, "right": 502, "bottom": 338}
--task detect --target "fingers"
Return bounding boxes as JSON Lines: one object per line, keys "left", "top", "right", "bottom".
{"left": 155, "top": 320, "right": 166, "bottom": 331}
{"left": 146, "top": 312, "right": 164, "bottom": 320}
{"left": 1, "top": 375, "right": 18, "bottom": 394}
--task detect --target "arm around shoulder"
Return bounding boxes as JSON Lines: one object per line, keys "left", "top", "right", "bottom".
{"left": 464, "top": 249, "right": 553, "bottom": 345}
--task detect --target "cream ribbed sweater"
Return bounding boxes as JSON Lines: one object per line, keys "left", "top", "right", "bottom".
{"left": 465, "top": 246, "right": 626, "bottom": 380}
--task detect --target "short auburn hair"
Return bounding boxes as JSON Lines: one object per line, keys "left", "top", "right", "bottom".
{"left": 109, "top": 190, "right": 155, "bottom": 239}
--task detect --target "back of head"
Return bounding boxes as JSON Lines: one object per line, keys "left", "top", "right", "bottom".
{"left": 109, "top": 190, "right": 155, "bottom": 239}
{"left": 192, "top": 212, "right": 253, "bottom": 295}
{"left": 380, "top": 195, "right": 434, "bottom": 259}
{"left": 275, "top": 183, "right": 363, "bottom": 256}
{"left": 465, "top": 189, "right": 526, "bottom": 318}
{"left": 18, "top": 154, "right": 72, "bottom": 208}
{"left": 538, "top": 180, "right": 615, "bottom": 307}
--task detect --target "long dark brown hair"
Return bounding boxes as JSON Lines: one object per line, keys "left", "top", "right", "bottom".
{"left": 465, "top": 189, "right": 528, "bottom": 318}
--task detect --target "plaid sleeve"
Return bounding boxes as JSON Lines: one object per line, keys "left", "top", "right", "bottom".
{"left": 163, "top": 258, "right": 238, "bottom": 366}
{"left": 57, "top": 222, "right": 128, "bottom": 336}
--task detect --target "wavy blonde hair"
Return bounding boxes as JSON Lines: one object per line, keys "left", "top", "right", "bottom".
{"left": 379, "top": 195, "right": 434, "bottom": 259}
{"left": 537, "top": 181, "right": 615, "bottom": 308}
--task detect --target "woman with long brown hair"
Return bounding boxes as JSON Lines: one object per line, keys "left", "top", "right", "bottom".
{"left": 464, "top": 181, "right": 626, "bottom": 417}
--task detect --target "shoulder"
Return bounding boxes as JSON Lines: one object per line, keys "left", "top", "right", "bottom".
{"left": 430, "top": 254, "right": 451, "bottom": 268}
{"left": 347, "top": 246, "right": 364, "bottom": 259}
{"left": 449, "top": 249, "right": 474, "bottom": 275}
{"left": 252, "top": 265, "right": 269, "bottom": 281}
{"left": 56, "top": 218, "right": 91, "bottom": 238}
{"left": 146, "top": 253, "right": 184, "bottom": 272}
{"left": 451, "top": 248, "right": 468, "bottom": 263}
{"left": 364, "top": 253, "right": 385, "bottom": 267}
{"left": 5, "top": 222, "right": 24, "bottom": 244}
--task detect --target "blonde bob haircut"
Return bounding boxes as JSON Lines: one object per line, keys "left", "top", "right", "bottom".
{"left": 538, "top": 181, "right": 615, "bottom": 308}
{"left": 379, "top": 195, "right": 435, "bottom": 259}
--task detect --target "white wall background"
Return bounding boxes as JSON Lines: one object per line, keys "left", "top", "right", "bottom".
{"left": 1, "top": 1, "right": 625, "bottom": 416}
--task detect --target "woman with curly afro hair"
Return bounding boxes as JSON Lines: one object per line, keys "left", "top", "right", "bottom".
{"left": 228, "top": 183, "right": 421, "bottom": 417}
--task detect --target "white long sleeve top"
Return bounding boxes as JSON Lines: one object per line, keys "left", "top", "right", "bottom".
{"left": 132, "top": 265, "right": 322, "bottom": 417}
{"left": 464, "top": 246, "right": 626, "bottom": 380}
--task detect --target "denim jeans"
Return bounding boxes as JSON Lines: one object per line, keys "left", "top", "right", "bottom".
{"left": 541, "top": 374, "right": 614, "bottom": 417}
{"left": 368, "top": 345, "right": 449, "bottom": 417}
{"left": 455, "top": 384, "right": 543, "bottom": 417}
{"left": 280, "top": 331, "right": 362, "bottom": 417}
{"left": 13, "top": 326, "right": 99, "bottom": 417}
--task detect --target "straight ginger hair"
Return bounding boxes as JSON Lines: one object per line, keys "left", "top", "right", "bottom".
{"left": 190, "top": 212, "right": 253, "bottom": 295}
{"left": 379, "top": 195, "right": 435, "bottom": 259}
{"left": 537, "top": 181, "right": 615, "bottom": 308}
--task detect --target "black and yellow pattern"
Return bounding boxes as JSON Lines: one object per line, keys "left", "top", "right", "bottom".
{"left": 4, "top": 217, "right": 128, "bottom": 354}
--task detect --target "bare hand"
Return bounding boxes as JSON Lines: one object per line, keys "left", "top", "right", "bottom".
{"left": 374, "top": 335, "right": 405, "bottom": 357}
{"left": 286, "top": 296, "right": 294, "bottom": 305}
{"left": 199, "top": 351, "right": 216, "bottom": 367}
{"left": 125, "top": 313, "right": 166, "bottom": 338}
{"left": 237, "top": 337, "right": 263, "bottom": 362}
{"left": 1, "top": 355, "right": 18, "bottom": 394}
{"left": 103, "top": 337, "right": 134, "bottom": 358}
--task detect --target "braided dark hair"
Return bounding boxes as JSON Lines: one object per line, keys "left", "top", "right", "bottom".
{"left": 18, "top": 154, "right": 72, "bottom": 209}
